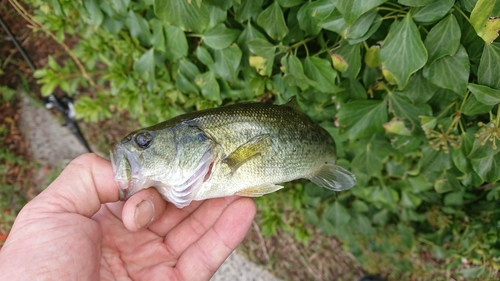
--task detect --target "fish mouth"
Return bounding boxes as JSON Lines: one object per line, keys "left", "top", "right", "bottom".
{"left": 110, "top": 143, "right": 143, "bottom": 200}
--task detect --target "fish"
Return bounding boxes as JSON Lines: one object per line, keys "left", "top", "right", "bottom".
{"left": 110, "top": 97, "right": 356, "bottom": 208}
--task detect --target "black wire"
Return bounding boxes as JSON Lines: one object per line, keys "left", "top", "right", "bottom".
{"left": 0, "top": 15, "right": 36, "bottom": 72}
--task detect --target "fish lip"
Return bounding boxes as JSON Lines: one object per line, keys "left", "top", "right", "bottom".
{"left": 110, "top": 142, "right": 141, "bottom": 200}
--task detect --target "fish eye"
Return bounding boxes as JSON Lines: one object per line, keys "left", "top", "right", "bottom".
{"left": 135, "top": 131, "right": 153, "bottom": 149}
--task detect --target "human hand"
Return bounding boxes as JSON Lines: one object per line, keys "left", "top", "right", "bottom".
{"left": 0, "top": 153, "right": 256, "bottom": 280}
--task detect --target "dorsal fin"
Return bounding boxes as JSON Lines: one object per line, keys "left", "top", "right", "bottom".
{"left": 284, "top": 96, "right": 301, "bottom": 111}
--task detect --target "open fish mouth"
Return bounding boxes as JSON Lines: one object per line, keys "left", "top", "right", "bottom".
{"left": 110, "top": 143, "right": 144, "bottom": 200}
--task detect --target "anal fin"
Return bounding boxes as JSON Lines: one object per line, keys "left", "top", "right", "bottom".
{"left": 308, "top": 164, "right": 356, "bottom": 191}
{"left": 236, "top": 184, "right": 283, "bottom": 197}
{"left": 224, "top": 134, "right": 272, "bottom": 173}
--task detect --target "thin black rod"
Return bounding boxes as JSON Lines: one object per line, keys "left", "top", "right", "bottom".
{"left": 0, "top": 14, "right": 36, "bottom": 71}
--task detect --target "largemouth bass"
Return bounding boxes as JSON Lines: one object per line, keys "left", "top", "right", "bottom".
{"left": 110, "top": 98, "right": 356, "bottom": 208}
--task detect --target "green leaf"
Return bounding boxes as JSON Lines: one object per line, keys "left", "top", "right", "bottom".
{"left": 303, "top": 57, "right": 342, "bottom": 93}
{"left": 202, "top": 24, "right": 241, "bottom": 50}
{"left": 154, "top": 0, "right": 209, "bottom": 33}
{"left": 297, "top": 2, "right": 322, "bottom": 36}
{"left": 401, "top": 191, "right": 422, "bottom": 208}
{"left": 468, "top": 83, "right": 500, "bottom": 106}
{"left": 247, "top": 39, "right": 276, "bottom": 58}
{"left": 324, "top": 201, "right": 351, "bottom": 229}
{"left": 195, "top": 72, "right": 221, "bottom": 103}
{"left": 150, "top": 19, "right": 166, "bottom": 52}
{"left": 83, "top": 0, "right": 104, "bottom": 26}
{"left": 196, "top": 46, "right": 214, "bottom": 66}
{"left": 330, "top": 40, "right": 361, "bottom": 78}
{"left": 401, "top": 70, "right": 439, "bottom": 104}
{"left": 420, "top": 145, "right": 452, "bottom": 173}
{"left": 380, "top": 13, "right": 427, "bottom": 89}
{"left": 127, "top": 11, "right": 151, "bottom": 46}
{"left": 165, "top": 25, "right": 188, "bottom": 61}
{"left": 277, "top": 0, "right": 304, "bottom": 7}
{"left": 345, "top": 9, "right": 378, "bottom": 40}
{"left": 462, "top": 94, "right": 493, "bottom": 116}
{"left": 386, "top": 91, "right": 432, "bottom": 131}
{"left": 444, "top": 191, "right": 464, "bottom": 206}
{"left": 352, "top": 140, "right": 388, "bottom": 176}
{"left": 234, "top": 0, "right": 263, "bottom": 22}
{"left": 460, "top": 267, "right": 485, "bottom": 279}
{"left": 335, "top": 0, "right": 387, "bottom": 26}
{"left": 478, "top": 43, "right": 500, "bottom": 90}
{"left": 411, "top": 0, "right": 455, "bottom": 23}
{"left": 472, "top": 153, "right": 500, "bottom": 182}
{"left": 256, "top": 2, "right": 288, "bottom": 40}
{"left": 133, "top": 48, "right": 155, "bottom": 74}
{"left": 424, "top": 14, "right": 461, "bottom": 64}
{"left": 319, "top": 9, "right": 347, "bottom": 34}
{"left": 206, "top": 4, "right": 227, "bottom": 28}
{"left": 398, "top": 0, "right": 433, "bottom": 7}
{"left": 423, "top": 45, "right": 470, "bottom": 96}
{"left": 337, "top": 100, "right": 388, "bottom": 140}
{"left": 470, "top": 0, "right": 500, "bottom": 43}
{"left": 214, "top": 44, "right": 242, "bottom": 82}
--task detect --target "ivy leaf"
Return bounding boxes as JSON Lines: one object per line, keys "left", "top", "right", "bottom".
{"left": 468, "top": 83, "right": 500, "bottom": 106}
{"left": 83, "top": 0, "right": 103, "bottom": 26}
{"left": 195, "top": 72, "right": 221, "bottom": 103}
{"left": 398, "top": 0, "right": 433, "bottom": 7}
{"left": 424, "top": 14, "right": 461, "bottom": 65}
{"left": 380, "top": 13, "right": 427, "bottom": 89}
{"left": 462, "top": 94, "right": 493, "bottom": 116}
{"left": 214, "top": 44, "right": 242, "bottom": 82}
{"left": 472, "top": 153, "right": 500, "bottom": 182}
{"left": 386, "top": 91, "right": 432, "bottom": 132}
{"left": 234, "top": 0, "right": 263, "bottom": 22}
{"left": 196, "top": 46, "right": 214, "bottom": 66}
{"left": 297, "top": 2, "right": 322, "bottom": 36}
{"left": 337, "top": 100, "right": 388, "bottom": 140}
{"left": 206, "top": 4, "right": 227, "bottom": 29}
{"left": 345, "top": 9, "right": 378, "bottom": 40}
{"left": 247, "top": 39, "right": 276, "bottom": 58}
{"left": 401, "top": 70, "right": 439, "bottom": 104}
{"left": 423, "top": 45, "right": 470, "bottom": 96}
{"left": 256, "top": 2, "right": 289, "bottom": 40}
{"left": 127, "top": 11, "right": 151, "bottom": 46}
{"left": 165, "top": 25, "right": 188, "bottom": 61}
{"left": 202, "top": 24, "right": 241, "bottom": 50}
{"left": 324, "top": 201, "right": 351, "bottom": 229}
{"left": 478, "top": 43, "right": 500, "bottom": 90}
{"left": 319, "top": 9, "right": 347, "bottom": 34}
{"left": 335, "top": 0, "right": 387, "bottom": 26}
{"left": 330, "top": 40, "right": 361, "bottom": 78}
{"left": 277, "top": 0, "right": 305, "bottom": 7}
{"left": 154, "top": 0, "right": 209, "bottom": 33}
{"left": 133, "top": 48, "right": 156, "bottom": 90}
{"left": 411, "top": 0, "right": 455, "bottom": 23}
{"left": 150, "top": 19, "right": 166, "bottom": 52}
{"left": 470, "top": 0, "right": 500, "bottom": 43}
{"left": 303, "top": 57, "right": 343, "bottom": 93}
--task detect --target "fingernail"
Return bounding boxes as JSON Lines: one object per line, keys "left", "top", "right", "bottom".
{"left": 135, "top": 200, "right": 154, "bottom": 230}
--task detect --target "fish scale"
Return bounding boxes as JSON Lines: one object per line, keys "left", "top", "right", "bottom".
{"left": 110, "top": 98, "right": 356, "bottom": 208}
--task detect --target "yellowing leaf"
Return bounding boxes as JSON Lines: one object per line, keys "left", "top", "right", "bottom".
{"left": 383, "top": 119, "right": 412, "bottom": 136}
{"left": 330, "top": 53, "right": 348, "bottom": 73}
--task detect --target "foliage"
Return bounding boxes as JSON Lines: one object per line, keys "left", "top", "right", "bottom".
{"left": 24, "top": 0, "right": 500, "bottom": 279}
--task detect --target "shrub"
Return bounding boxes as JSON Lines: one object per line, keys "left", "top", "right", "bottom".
{"left": 21, "top": 0, "right": 500, "bottom": 279}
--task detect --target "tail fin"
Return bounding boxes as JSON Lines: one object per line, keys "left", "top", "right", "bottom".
{"left": 308, "top": 164, "right": 356, "bottom": 191}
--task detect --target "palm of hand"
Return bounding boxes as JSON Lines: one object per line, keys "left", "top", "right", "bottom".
{"left": 0, "top": 154, "right": 255, "bottom": 281}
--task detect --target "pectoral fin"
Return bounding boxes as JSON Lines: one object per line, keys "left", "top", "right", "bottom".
{"left": 236, "top": 184, "right": 283, "bottom": 197}
{"left": 223, "top": 134, "right": 272, "bottom": 173}
{"left": 308, "top": 164, "right": 356, "bottom": 191}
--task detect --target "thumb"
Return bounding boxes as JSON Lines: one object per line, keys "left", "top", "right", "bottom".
{"left": 32, "top": 153, "right": 120, "bottom": 217}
